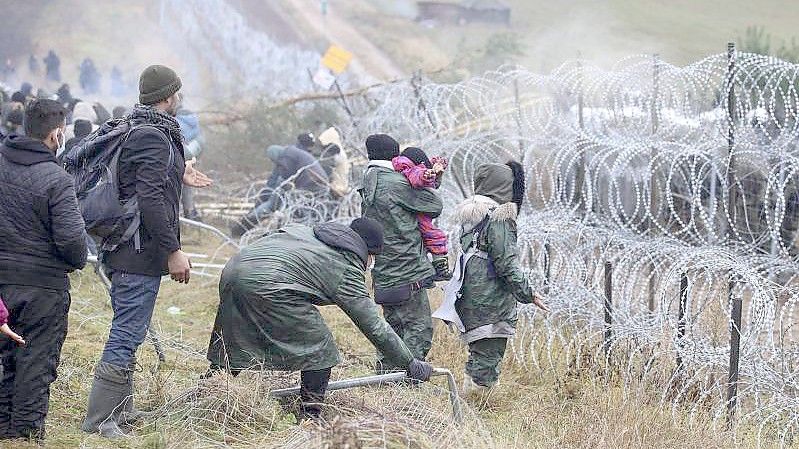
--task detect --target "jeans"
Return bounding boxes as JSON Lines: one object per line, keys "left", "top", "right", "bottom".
{"left": 100, "top": 272, "right": 161, "bottom": 368}
{"left": 0, "top": 285, "right": 70, "bottom": 439}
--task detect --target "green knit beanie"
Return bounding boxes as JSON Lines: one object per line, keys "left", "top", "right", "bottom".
{"left": 139, "top": 65, "right": 182, "bottom": 105}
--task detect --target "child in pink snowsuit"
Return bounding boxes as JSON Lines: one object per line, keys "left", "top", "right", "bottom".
{"left": 392, "top": 147, "right": 451, "bottom": 281}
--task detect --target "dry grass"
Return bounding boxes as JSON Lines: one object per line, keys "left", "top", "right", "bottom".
{"left": 2, "top": 225, "right": 781, "bottom": 448}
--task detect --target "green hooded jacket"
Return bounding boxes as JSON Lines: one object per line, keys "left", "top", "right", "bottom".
{"left": 453, "top": 163, "right": 533, "bottom": 342}
{"left": 360, "top": 162, "right": 443, "bottom": 288}
{"left": 206, "top": 222, "right": 414, "bottom": 371}
{"left": 454, "top": 196, "right": 533, "bottom": 338}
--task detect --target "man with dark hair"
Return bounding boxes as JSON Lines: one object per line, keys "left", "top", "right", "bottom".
{"left": 0, "top": 103, "right": 24, "bottom": 137}
{"left": 0, "top": 99, "right": 88, "bottom": 442}
{"left": 360, "top": 134, "right": 443, "bottom": 372}
{"left": 297, "top": 132, "right": 315, "bottom": 153}
{"left": 207, "top": 217, "right": 433, "bottom": 419}
{"left": 82, "top": 64, "right": 211, "bottom": 438}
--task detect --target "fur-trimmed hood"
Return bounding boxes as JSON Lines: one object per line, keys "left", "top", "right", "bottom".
{"left": 453, "top": 195, "right": 518, "bottom": 230}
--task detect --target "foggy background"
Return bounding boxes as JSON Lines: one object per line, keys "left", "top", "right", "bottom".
{"left": 1, "top": 0, "right": 797, "bottom": 109}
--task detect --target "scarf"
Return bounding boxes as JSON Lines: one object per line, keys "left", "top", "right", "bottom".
{"left": 129, "top": 104, "right": 185, "bottom": 154}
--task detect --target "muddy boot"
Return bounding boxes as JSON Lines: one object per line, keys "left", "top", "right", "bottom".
{"left": 81, "top": 362, "right": 132, "bottom": 438}
{"left": 432, "top": 255, "right": 452, "bottom": 281}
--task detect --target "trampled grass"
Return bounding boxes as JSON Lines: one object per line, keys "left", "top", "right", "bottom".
{"left": 3, "top": 224, "right": 778, "bottom": 448}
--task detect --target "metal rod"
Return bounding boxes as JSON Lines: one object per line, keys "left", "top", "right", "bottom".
{"left": 543, "top": 242, "right": 551, "bottom": 294}
{"left": 180, "top": 217, "right": 239, "bottom": 248}
{"left": 603, "top": 261, "right": 613, "bottom": 357}
{"left": 727, "top": 278, "right": 742, "bottom": 428}
{"left": 513, "top": 77, "right": 525, "bottom": 162}
{"left": 676, "top": 272, "right": 688, "bottom": 371}
{"left": 725, "top": 42, "right": 737, "bottom": 240}
{"left": 270, "top": 368, "right": 463, "bottom": 423}
{"left": 576, "top": 58, "right": 587, "bottom": 213}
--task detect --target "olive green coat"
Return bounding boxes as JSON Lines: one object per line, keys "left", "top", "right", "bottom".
{"left": 206, "top": 223, "right": 414, "bottom": 372}
{"left": 360, "top": 162, "right": 443, "bottom": 288}
{"left": 454, "top": 196, "right": 533, "bottom": 342}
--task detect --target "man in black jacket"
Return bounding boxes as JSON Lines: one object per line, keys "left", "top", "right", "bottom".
{"left": 0, "top": 99, "right": 88, "bottom": 441}
{"left": 82, "top": 65, "right": 211, "bottom": 438}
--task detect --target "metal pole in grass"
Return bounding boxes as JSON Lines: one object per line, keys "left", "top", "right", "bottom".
{"left": 727, "top": 278, "right": 742, "bottom": 428}
{"left": 543, "top": 242, "right": 551, "bottom": 294}
{"left": 676, "top": 272, "right": 688, "bottom": 371}
{"left": 270, "top": 368, "right": 463, "bottom": 423}
{"left": 603, "top": 261, "right": 613, "bottom": 357}
{"left": 647, "top": 53, "right": 660, "bottom": 314}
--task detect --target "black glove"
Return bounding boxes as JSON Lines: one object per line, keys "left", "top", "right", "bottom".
{"left": 407, "top": 359, "right": 433, "bottom": 382}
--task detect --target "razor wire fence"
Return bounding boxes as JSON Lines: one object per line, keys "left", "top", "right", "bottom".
{"left": 78, "top": 42, "right": 799, "bottom": 444}
{"left": 208, "top": 43, "right": 799, "bottom": 442}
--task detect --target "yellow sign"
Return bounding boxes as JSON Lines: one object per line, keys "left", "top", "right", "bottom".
{"left": 321, "top": 45, "right": 353, "bottom": 74}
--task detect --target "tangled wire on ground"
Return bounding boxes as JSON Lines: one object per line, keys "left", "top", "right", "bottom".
{"left": 76, "top": 47, "right": 799, "bottom": 445}
{"left": 232, "top": 48, "right": 799, "bottom": 443}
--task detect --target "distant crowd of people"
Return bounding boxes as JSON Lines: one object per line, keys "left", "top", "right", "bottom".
{"left": 0, "top": 71, "right": 205, "bottom": 219}
{"left": 2, "top": 49, "right": 130, "bottom": 98}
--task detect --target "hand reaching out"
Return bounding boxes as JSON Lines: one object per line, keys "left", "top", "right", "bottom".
{"left": 1, "top": 323, "right": 25, "bottom": 345}
{"left": 532, "top": 294, "right": 549, "bottom": 312}
{"left": 183, "top": 158, "right": 213, "bottom": 188}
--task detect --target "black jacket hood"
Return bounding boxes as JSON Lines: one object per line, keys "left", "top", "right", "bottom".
{"left": 1, "top": 134, "right": 58, "bottom": 166}
{"left": 313, "top": 222, "right": 369, "bottom": 267}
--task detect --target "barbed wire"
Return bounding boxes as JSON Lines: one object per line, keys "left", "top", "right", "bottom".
{"left": 66, "top": 49, "right": 799, "bottom": 445}
{"left": 217, "top": 50, "right": 799, "bottom": 443}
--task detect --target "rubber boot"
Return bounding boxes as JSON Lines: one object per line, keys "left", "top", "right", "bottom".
{"left": 81, "top": 361, "right": 132, "bottom": 438}
{"left": 299, "top": 368, "right": 331, "bottom": 421}
{"left": 119, "top": 358, "right": 145, "bottom": 427}
{"left": 432, "top": 255, "right": 452, "bottom": 281}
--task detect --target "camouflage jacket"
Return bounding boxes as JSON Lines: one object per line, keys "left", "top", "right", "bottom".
{"left": 454, "top": 195, "right": 533, "bottom": 340}
{"left": 360, "top": 161, "right": 443, "bottom": 288}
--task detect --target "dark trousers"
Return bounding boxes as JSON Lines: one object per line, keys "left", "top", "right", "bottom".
{"left": 378, "top": 289, "right": 432, "bottom": 372}
{"left": 0, "top": 285, "right": 70, "bottom": 439}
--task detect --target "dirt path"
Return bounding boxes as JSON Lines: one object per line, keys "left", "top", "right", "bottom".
{"left": 227, "top": 0, "right": 309, "bottom": 48}
{"left": 280, "top": 0, "right": 406, "bottom": 83}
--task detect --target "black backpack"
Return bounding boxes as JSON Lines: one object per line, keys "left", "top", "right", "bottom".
{"left": 61, "top": 118, "right": 173, "bottom": 252}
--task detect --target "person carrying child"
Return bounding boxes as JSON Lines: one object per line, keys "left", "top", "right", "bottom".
{"left": 392, "top": 147, "right": 452, "bottom": 281}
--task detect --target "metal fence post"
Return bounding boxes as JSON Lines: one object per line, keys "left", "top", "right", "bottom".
{"left": 647, "top": 54, "right": 660, "bottom": 313}
{"left": 676, "top": 273, "right": 688, "bottom": 371}
{"left": 725, "top": 42, "right": 737, "bottom": 240}
{"left": 727, "top": 278, "right": 742, "bottom": 428}
{"left": 575, "top": 58, "right": 587, "bottom": 213}
{"left": 603, "top": 261, "right": 613, "bottom": 357}
{"left": 543, "top": 242, "right": 551, "bottom": 294}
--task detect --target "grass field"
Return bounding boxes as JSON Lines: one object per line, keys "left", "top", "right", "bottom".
{"left": 2, "top": 223, "right": 777, "bottom": 448}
